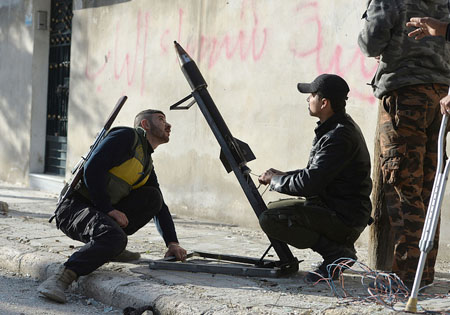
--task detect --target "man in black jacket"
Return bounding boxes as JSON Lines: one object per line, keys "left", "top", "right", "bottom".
{"left": 258, "top": 74, "right": 372, "bottom": 282}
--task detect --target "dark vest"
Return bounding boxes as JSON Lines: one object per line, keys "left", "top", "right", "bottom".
{"left": 77, "top": 127, "right": 153, "bottom": 205}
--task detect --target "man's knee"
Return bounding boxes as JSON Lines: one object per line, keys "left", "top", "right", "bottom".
{"left": 92, "top": 216, "right": 128, "bottom": 257}
{"left": 107, "top": 228, "right": 128, "bottom": 257}
{"left": 133, "top": 186, "right": 163, "bottom": 215}
{"left": 259, "top": 211, "right": 271, "bottom": 233}
{"left": 259, "top": 210, "right": 286, "bottom": 237}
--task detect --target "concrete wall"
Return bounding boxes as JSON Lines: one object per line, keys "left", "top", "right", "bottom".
{"left": 0, "top": 0, "right": 449, "bottom": 257}
{"left": 67, "top": 0, "right": 379, "bottom": 225}
{"left": 67, "top": 0, "right": 450, "bottom": 258}
{"left": 0, "top": 0, "right": 34, "bottom": 183}
{"left": 0, "top": 0, "right": 50, "bottom": 182}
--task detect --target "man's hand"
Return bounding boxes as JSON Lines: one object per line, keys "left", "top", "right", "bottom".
{"left": 164, "top": 242, "right": 187, "bottom": 261}
{"left": 440, "top": 95, "right": 450, "bottom": 115}
{"left": 406, "top": 17, "right": 448, "bottom": 40}
{"left": 108, "top": 209, "right": 129, "bottom": 228}
{"left": 258, "top": 168, "right": 286, "bottom": 185}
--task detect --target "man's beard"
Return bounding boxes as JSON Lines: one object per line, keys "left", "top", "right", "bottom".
{"left": 149, "top": 123, "right": 169, "bottom": 143}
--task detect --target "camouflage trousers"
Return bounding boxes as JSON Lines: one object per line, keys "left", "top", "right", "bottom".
{"left": 379, "top": 83, "right": 448, "bottom": 285}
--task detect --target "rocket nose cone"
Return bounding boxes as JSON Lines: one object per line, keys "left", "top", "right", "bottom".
{"left": 174, "top": 41, "right": 191, "bottom": 66}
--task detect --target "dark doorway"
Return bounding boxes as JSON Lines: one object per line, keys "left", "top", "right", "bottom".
{"left": 44, "top": 0, "right": 73, "bottom": 175}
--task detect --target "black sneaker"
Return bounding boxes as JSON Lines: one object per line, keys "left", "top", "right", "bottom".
{"left": 305, "top": 261, "right": 330, "bottom": 283}
{"left": 305, "top": 258, "right": 355, "bottom": 283}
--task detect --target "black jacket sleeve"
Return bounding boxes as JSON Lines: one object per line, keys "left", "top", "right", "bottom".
{"left": 269, "top": 130, "right": 353, "bottom": 196}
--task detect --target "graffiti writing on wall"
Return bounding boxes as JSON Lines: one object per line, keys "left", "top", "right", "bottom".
{"left": 289, "top": 2, "right": 377, "bottom": 103}
{"left": 85, "top": 11, "right": 150, "bottom": 95}
{"left": 170, "top": 0, "right": 268, "bottom": 69}
{"left": 84, "top": 0, "right": 377, "bottom": 102}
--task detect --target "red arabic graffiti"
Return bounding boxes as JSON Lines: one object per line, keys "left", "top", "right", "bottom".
{"left": 85, "top": 11, "right": 150, "bottom": 95}
{"left": 84, "top": 1, "right": 377, "bottom": 102}
{"left": 290, "top": 1, "right": 377, "bottom": 103}
{"left": 160, "top": 0, "right": 267, "bottom": 69}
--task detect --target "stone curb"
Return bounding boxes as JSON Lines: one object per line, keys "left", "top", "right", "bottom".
{"left": 0, "top": 244, "right": 198, "bottom": 314}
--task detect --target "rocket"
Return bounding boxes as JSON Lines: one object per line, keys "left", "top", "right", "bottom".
{"left": 174, "top": 41, "right": 208, "bottom": 91}
{"left": 172, "top": 41, "right": 298, "bottom": 268}
{"left": 173, "top": 41, "right": 255, "bottom": 173}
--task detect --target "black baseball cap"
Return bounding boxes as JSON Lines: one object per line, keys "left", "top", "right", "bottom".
{"left": 297, "top": 74, "right": 350, "bottom": 101}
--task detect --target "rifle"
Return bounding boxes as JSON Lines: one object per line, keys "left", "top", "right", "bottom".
{"left": 51, "top": 96, "right": 128, "bottom": 220}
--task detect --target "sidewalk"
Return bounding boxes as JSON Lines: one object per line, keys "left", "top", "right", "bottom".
{"left": 0, "top": 181, "right": 449, "bottom": 314}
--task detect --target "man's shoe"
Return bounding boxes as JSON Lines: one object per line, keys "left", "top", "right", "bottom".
{"left": 305, "top": 258, "right": 356, "bottom": 283}
{"left": 305, "top": 261, "right": 330, "bottom": 283}
{"left": 37, "top": 265, "right": 77, "bottom": 303}
{"left": 306, "top": 236, "right": 358, "bottom": 283}
{"left": 111, "top": 249, "right": 141, "bottom": 262}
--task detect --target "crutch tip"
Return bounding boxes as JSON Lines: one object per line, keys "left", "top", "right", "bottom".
{"left": 405, "top": 297, "right": 418, "bottom": 313}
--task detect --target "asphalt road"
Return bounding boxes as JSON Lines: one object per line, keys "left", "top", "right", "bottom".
{"left": 0, "top": 267, "right": 122, "bottom": 315}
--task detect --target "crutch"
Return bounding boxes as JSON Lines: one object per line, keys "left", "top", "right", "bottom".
{"left": 405, "top": 113, "right": 449, "bottom": 312}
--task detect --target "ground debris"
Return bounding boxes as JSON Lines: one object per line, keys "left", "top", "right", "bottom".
{"left": 0, "top": 201, "right": 8, "bottom": 214}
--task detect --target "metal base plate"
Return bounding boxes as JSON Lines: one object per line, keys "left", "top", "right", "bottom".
{"left": 148, "top": 251, "right": 301, "bottom": 278}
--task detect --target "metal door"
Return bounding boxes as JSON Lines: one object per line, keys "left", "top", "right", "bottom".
{"left": 44, "top": 0, "right": 72, "bottom": 175}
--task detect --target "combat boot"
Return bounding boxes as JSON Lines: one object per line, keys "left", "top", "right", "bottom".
{"left": 305, "top": 236, "right": 357, "bottom": 283}
{"left": 37, "top": 265, "right": 77, "bottom": 303}
{"left": 111, "top": 249, "right": 141, "bottom": 262}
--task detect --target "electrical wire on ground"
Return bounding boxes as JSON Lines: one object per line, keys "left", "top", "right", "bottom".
{"left": 305, "top": 258, "right": 450, "bottom": 314}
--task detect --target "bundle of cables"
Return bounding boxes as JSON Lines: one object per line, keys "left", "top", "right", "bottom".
{"left": 306, "top": 258, "right": 450, "bottom": 314}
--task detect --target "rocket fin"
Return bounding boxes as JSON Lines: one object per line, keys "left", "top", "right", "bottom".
{"left": 234, "top": 138, "right": 256, "bottom": 163}
{"left": 219, "top": 138, "right": 256, "bottom": 173}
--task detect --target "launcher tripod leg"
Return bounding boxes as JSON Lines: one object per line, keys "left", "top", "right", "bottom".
{"left": 405, "top": 114, "right": 450, "bottom": 312}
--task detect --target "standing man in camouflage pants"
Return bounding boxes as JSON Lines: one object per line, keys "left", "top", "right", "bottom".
{"left": 358, "top": 0, "right": 450, "bottom": 288}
